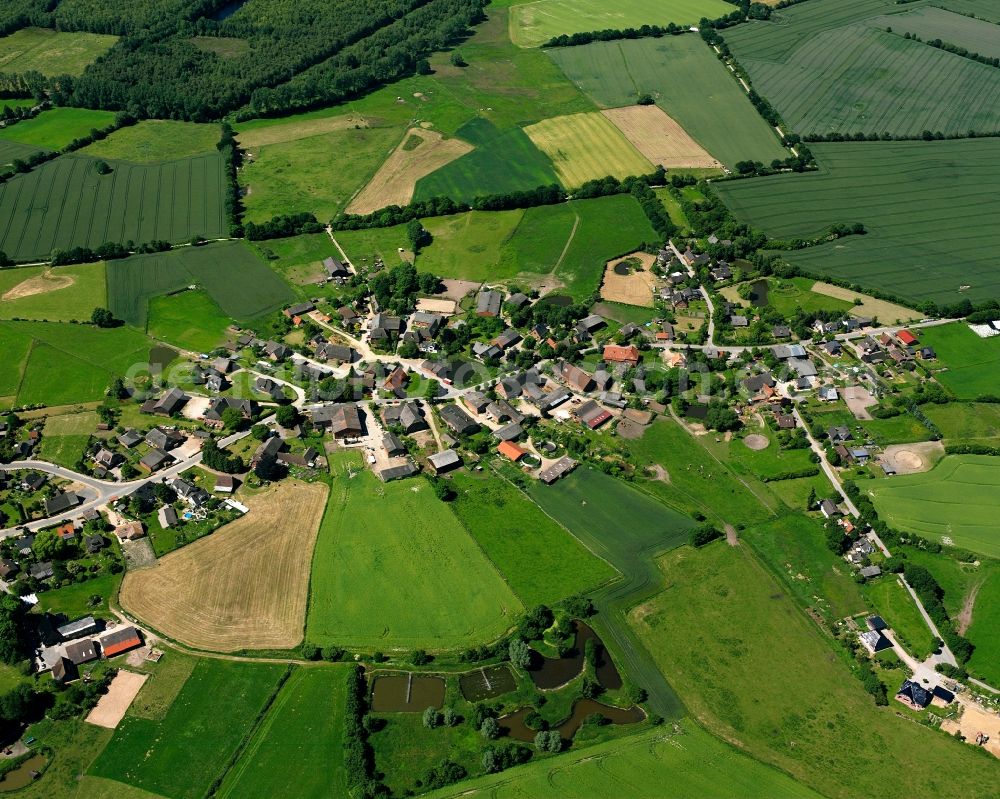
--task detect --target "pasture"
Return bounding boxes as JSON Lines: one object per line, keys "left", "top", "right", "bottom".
{"left": 236, "top": 111, "right": 370, "bottom": 149}
{"left": 808, "top": 281, "right": 919, "bottom": 322}
{"left": 448, "top": 470, "right": 616, "bottom": 606}
{"left": 864, "top": 576, "right": 936, "bottom": 659}
{"left": 602, "top": 105, "right": 721, "bottom": 170}
{"left": 916, "top": 323, "right": 1000, "bottom": 399}
{"left": 549, "top": 35, "right": 788, "bottom": 168}
{"left": 921, "top": 402, "right": 1000, "bottom": 445}
{"left": 0, "top": 27, "right": 117, "bottom": 76}
{"left": 630, "top": 543, "right": 1000, "bottom": 799}
{"left": 253, "top": 232, "right": 339, "bottom": 286}
{"left": 89, "top": 659, "right": 287, "bottom": 799}
{"left": 333, "top": 225, "right": 411, "bottom": 268}
{"left": 147, "top": 290, "right": 231, "bottom": 352}
{"left": 120, "top": 481, "right": 328, "bottom": 652}
{"left": 0, "top": 153, "right": 226, "bottom": 262}
{"left": 418, "top": 209, "right": 525, "bottom": 282}
{"left": 82, "top": 120, "right": 221, "bottom": 163}
{"left": 0, "top": 262, "right": 106, "bottom": 322}
{"left": 524, "top": 111, "right": 653, "bottom": 186}
{"left": 714, "top": 140, "right": 1000, "bottom": 305}
{"left": 868, "top": 455, "right": 1000, "bottom": 558}
{"left": 107, "top": 241, "right": 294, "bottom": 328}
{"left": 722, "top": 0, "right": 1000, "bottom": 137}
{"left": 0, "top": 107, "right": 117, "bottom": 151}
{"left": 218, "top": 666, "right": 349, "bottom": 799}
{"left": 306, "top": 452, "right": 523, "bottom": 650}
{"left": 761, "top": 276, "right": 853, "bottom": 318}
{"left": 966, "top": 571, "right": 1000, "bottom": 687}
{"left": 38, "top": 410, "right": 98, "bottom": 469}
{"left": 508, "top": 0, "right": 733, "bottom": 48}
{"left": 425, "top": 721, "right": 820, "bottom": 798}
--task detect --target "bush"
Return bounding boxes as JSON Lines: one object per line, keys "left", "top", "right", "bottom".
{"left": 690, "top": 524, "right": 723, "bottom": 547}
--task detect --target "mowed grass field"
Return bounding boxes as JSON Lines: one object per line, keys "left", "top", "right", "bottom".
{"left": 120, "top": 481, "right": 329, "bottom": 652}
{"left": 549, "top": 35, "right": 788, "bottom": 168}
{"left": 524, "top": 111, "right": 653, "bottom": 186}
{"left": 509, "top": 0, "right": 733, "bottom": 48}
{"left": 0, "top": 27, "right": 117, "bottom": 76}
{"left": 868, "top": 455, "right": 1000, "bottom": 557}
{"left": 38, "top": 410, "right": 98, "bottom": 469}
{"left": 0, "top": 107, "right": 117, "bottom": 151}
{"left": 147, "top": 290, "right": 232, "bottom": 352}
{"left": 714, "top": 140, "right": 1000, "bottom": 305}
{"left": 922, "top": 402, "right": 1000, "bottom": 445}
{"left": 425, "top": 721, "right": 820, "bottom": 798}
{"left": 916, "top": 323, "right": 1000, "bottom": 399}
{"left": 864, "top": 576, "right": 937, "bottom": 659}
{"left": 217, "top": 666, "right": 349, "bottom": 799}
{"left": 107, "top": 240, "right": 294, "bottom": 328}
{"left": 630, "top": 543, "right": 1000, "bottom": 799}
{"left": 307, "top": 452, "right": 523, "bottom": 650}
{"left": 723, "top": 0, "right": 1000, "bottom": 137}
{"left": 82, "top": 120, "right": 221, "bottom": 163}
{"left": 0, "top": 262, "right": 106, "bottom": 322}
{"left": 89, "top": 659, "right": 287, "bottom": 799}
{"left": 0, "top": 153, "right": 226, "bottom": 261}
{"left": 966, "top": 570, "right": 1000, "bottom": 687}
{"left": 448, "top": 470, "right": 616, "bottom": 606}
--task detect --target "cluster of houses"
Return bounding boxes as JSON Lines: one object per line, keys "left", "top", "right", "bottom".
{"left": 855, "top": 329, "right": 934, "bottom": 366}
{"left": 38, "top": 615, "right": 143, "bottom": 682}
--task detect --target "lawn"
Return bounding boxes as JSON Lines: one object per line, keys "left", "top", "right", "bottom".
{"left": 864, "top": 577, "right": 937, "bottom": 659}
{"left": 765, "top": 276, "right": 853, "bottom": 318}
{"left": 29, "top": 572, "right": 122, "bottom": 621}
{"left": 89, "top": 659, "right": 288, "bottom": 799}
{"left": 868, "top": 454, "right": 1000, "bottom": 558}
{"left": 217, "top": 666, "right": 349, "bottom": 799}
{"left": 549, "top": 35, "right": 788, "bottom": 168}
{"left": 418, "top": 209, "right": 525, "bottom": 281}
{"left": 726, "top": 428, "right": 819, "bottom": 481}
{"left": 0, "top": 262, "right": 106, "bottom": 322}
{"left": 630, "top": 542, "right": 1000, "bottom": 799}
{"left": 918, "top": 323, "right": 1000, "bottom": 399}
{"left": 714, "top": 140, "right": 1000, "bottom": 305}
{"left": 82, "top": 120, "right": 221, "bottom": 163}
{"left": 147, "top": 290, "right": 232, "bottom": 352}
{"left": 38, "top": 410, "right": 98, "bottom": 468}
{"left": 425, "top": 721, "right": 820, "bottom": 798}
{"left": 0, "top": 107, "right": 117, "bottom": 150}
{"left": 306, "top": 452, "right": 523, "bottom": 650}
{"left": 0, "top": 27, "right": 117, "bottom": 76}
{"left": 921, "top": 402, "right": 1000, "bottom": 445}
{"left": 448, "top": 470, "right": 616, "bottom": 607}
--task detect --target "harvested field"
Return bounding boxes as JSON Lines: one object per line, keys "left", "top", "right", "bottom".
{"left": 809, "top": 281, "right": 919, "bottom": 322}
{"left": 86, "top": 671, "right": 149, "bottom": 729}
{"left": 120, "top": 481, "right": 328, "bottom": 652}
{"left": 599, "top": 252, "right": 657, "bottom": 307}
{"left": 347, "top": 128, "right": 472, "bottom": 214}
{"left": 880, "top": 441, "right": 944, "bottom": 475}
{"left": 237, "top": 113, "right": 370, "bottom": 149}
{"left": 602, "top": 105, "right": 721, "bottom": 169}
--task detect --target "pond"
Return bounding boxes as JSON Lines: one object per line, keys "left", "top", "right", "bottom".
{"left": 749, "top": 278, "right": 769, "bottom": 308}
{"left": 0, "top": 754, "right": 45, "bottom": 792}
{"left": 685, "top": 404, "right": 709, "bottom": 420}
{"left": 211, "top": 0, "right": 247, "bottom": 20}
{"left": 499, "top": 699, "right": 644, "bottom": 743}
{"left": 537, "top": 294, "right": 572, "bottom": 308}
{"left": 526, "top": 620, "right": 595, "bottom": 689}
{"left": 613, "top": 262, "right": 631, "bottom": 276}
{"left": 148, "top": 344, "right": 179, "bottom": 372}
{"left": 370, "top": 674, "right": 445, "bottom": 712}
{"left": 459, "top": 664, "right": 517, "bottom": 702}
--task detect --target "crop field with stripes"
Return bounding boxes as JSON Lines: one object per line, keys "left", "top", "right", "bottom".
{"left": 0, "top": 152, "right": 226, "bottom": 261}
{"left": 713, "top": 139, "right": 1000, "bottom": 305}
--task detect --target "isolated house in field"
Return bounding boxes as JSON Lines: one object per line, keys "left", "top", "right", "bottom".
{"left": 859, "top": 565, "right": 881, "bottom": 579}
{"left": 428, "top": 449, "right": 462, "bottom": 474}
{"left": 819, "top": 499, "right": 840, "bottom": 518}
{"left": 896, "top": 680, "right": 931, "bottom": 710}
{"left": 476, "top": 290, "right": 502, "bottom": 317}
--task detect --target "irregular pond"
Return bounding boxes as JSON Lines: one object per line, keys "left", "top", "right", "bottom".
{"left": 749, "top": 278, "right": 769, "bottom": 308}
{"left": 613, "top": 262, "right": 631, "bottom": 276}
{"left": 0, "top": 754, "right": 45, "bottom": 792}
{"left": 148, "top": 344, "right": 178, "bottom": 372}
{"left": 211, "top": 0, "right": 247, "bottom": 20}
{"left": 526, "top": 620, "right": 595, "bottom": 689}
{"left": 459, "top": 664, "right": 517, "bottom": 702}
{"left": 370, "top": 673, "right": 445, "bottom": 712}
{"left": 499, "top": 699, "right": 645, "bottom": 743}
{"left": 537, "top": 294, "right": 572, "bottom": 308}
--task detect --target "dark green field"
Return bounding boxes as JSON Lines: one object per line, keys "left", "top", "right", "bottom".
{"left": 0, "top": 153, "right": 226, "bottom": 261}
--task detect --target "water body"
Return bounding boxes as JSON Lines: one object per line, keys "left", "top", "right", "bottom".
{"left": 211, "top": 0, "right": 247, "bottom": 21}
{"left": 749, "top": 278, "right": 769, "bottom": 308}
{"left": 369, "top": 673, "right": 445, "bottom": 712}
{"left": 526, "top": 620, "right": 596, "bottom": 689}
{"left": 499, "top": 699, "right": 644, "bottom": 742}
{"left": 0, "top": 754, "right": 46, "bottom": 792}
{"left": 537, "top": 294, "right": 572, "bottom": 308}
{"left": 459, "top": 664, "right": 517, "bottom": 702}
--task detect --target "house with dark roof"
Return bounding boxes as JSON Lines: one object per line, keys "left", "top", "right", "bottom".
{"left": 30, "top": 561, "right": 54, "bottom": 580}
{"left": 0, "top": 559, "right": 18, "bottom": 579}
{"left": 379, "top": 463, "right": 419, "bottom": 482}
{"left": 486, "top": 400, "right": 522, "bottom": 425}
{"left": 576, "top": 314, "right": 606, "bottom": 338}
{"left": 493, "top": 422, "right": 523, "bottom": 442}
{"left": 152, "top": 388, "right": 188, "bottom": 416}
{"left": 284, "top": 302, "right": 316, "bottom": 318}
{"left": 370, "top": 313, "right": 403, "bottom": 343}
{"left": 311, "top": 404, "right": 365, "bottom": 439}
{"left": 476, "top": 290, "right": 502, "bottom": 317}
{"left": 858, "top": 629, "right": 893, "bottom": 654}
{"left": 896, "top": 680, "right": 932, "bottom": 710}
{"left": 45, "top": 492, "right": 80, "bottom": 517}
{"left": 410, "top": 311, "right": 443, "bottom": 334}
{"left": 439, "top": 404, "right": 480, "bottom": 436}
{"left": 559, "top": 361, "right": 595, "bottom": 393}
{"left": 575, "top": 400, "right": 612, "bottom": 430}
{"left": 506, "top": 292, "right": 529, "bottom": 309}
{"left": 157, "top": 505, "right": 178, "bottom": 529}
{"left": 323, "top": 256, "right": 350, "bottom": 279}
{"left": 65, "top": 638, "right": 98, "bottom": 665}
{"left": 316, "top": 342, "right": 355, "bottom": 364}
{"left": 828, "top": 426, "right": 852, "bottom": 444}
{"left": 100, "top": 626, "right": 143, "bottom": 658}
{"left": 57, "top": 616, "right": 97, "bottom": 640}
{"left": 462, "top": 391, "right": 490, "bottom": 415}
{"left": 539, "top": 457, "right": 577, "bottom": 484}
{"left": 428, "top": 449, "right": 462, "bottom": 474}
{"left": 146, "top": 427, "right": 185, "bottom": 451}
{"left": 139, "top": 448, "right": 172, "bottom": 473}
{"left": 772, "top": 325, "right": 791, "bottom": 339}
{"left": 383, "top": 432, "right": 406, "bottom": 457}
{"left": 493, "top": 328, "right": 522, "bottom": 350}
{"left": 743, "top": 372, "right": 775, "bottom": 395}
{"left": 819, "top": 499, "right": 840, "bottom": 518}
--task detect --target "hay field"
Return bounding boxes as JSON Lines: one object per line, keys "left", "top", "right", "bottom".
{"left": 237, "top": 112, "right": 370, "bottom": 149}
{"left": 347, "top": 128, "right": 473, "bottom": 214}
{"left": 0, "top": 27, "right": 117, "bottom": 76}
{"left": 599, "top": 252, "right": 657, "bottom": 307}
{"left": 603, "top": 105, "right": 721, "bottom": 169}
{"left": 120, "top": 481, "right": 329, "bottom": 652}
{"left": 524, "top": 111, "right": 653, "bottom": 187}
{"left": 809, "top": 281, "right": 919, "bottom": 322}
{"left": 82, "top": 120, "right": 221, "bottom": 164}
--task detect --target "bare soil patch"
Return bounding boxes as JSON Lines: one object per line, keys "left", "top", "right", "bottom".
{"left": 2, "top": 268, "right": 74, "bottom": 300}
{"left": 85, "top": 670, "right": 148, "bottom": 729}
{"left": 743, "top": 434, "right": 770, "bottom": 451}
{"left": 120, "top": 480, "right": 328, "bottom": 652}
{"left": 648, "top": 464, "right": 671, "bottom": 483}
{"left": 842, "top": 385, "right": 878, "bottom": 420}
{"left": 439, "top": 279, "right": 481, "bottom": 301}
{"left": 881, "top": 441, "right": 945, "bottom": 474}
{"left": 809, "top": 281, "right": 919, "bottom": 323}
{"left": 602, "top": 105, "right": 721, "bottom": 169}
{"left": 941, "top": 698, "right": 1000, "bottom": 758}
{"left": 600, "top": 252, "right": 658, "bottom": 307}
{"left": 416, "top": 297, "right": 457, "bottom": 315}
{"left": 615, "top": 418, "right": 646, "bottom": 440}
{"left": 347, "top": 128, "right": 473, "bottom": 214}
{"left": 237, "top": 113, "right": 369, "bottom": 149}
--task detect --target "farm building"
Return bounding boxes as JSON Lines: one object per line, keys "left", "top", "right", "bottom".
{"left": 57, "top": 616, "right": 97, "bottom": 640}
{"left": 602, "top": 344, "right": 640, "bottom": 366}
{"left": 476, "top": 290, "right": 502, "bottom": 317}
{"left": 896, "top": 330, "right": 918, "bottom": 346}
{"left": 146, "top": 427, "right": 185, "bottom": 451}
{"left": 497, "top": 441, "right": 528, "bottom": 462}
{"left": 214, "top": 475, "right": 235, "bottom": 493}
{"left": 559, "top": 361, "right": 595, "bottom": 393}
{"left": 493, "top": 422, "right": 523, "bottom": 442}
{"left": 323, "top": 257, "right": 350, "bottom": 279}
{"left": 539, "top": 457, "right": 577, "bottom": 484}
{"left": 576, "top": 314, "right": 606, "bottom": 338}
{"left": 316, "top": 342, "right": 355, "bottom": 363}
{"left": 284, "top": 302, "right": 315, "bottom": 318}
{"left": 428, "top": 449, "right": 462, "bottom": 474}
{"left": 439, "top": 404, "right": 480, "bottom": 436}
{"left": 463, "top": 391, "right": 490, "bottom": 415}
{"left": 64, "top": 639, "right": 98, "bottom": 665}
{"left": 575, "top": 400, "right": 613, "bottom": 430}
{"left": 382, "top": 402, "right": 427, "bottom": 434}
{"left": 99, "top": 627, "right": 143, "bottom": 658}
{"left": 150, "top": 388, "right": 189, "bottom": 416}
{"left": 311, "top": 404, "right": 365, "bottom": 439}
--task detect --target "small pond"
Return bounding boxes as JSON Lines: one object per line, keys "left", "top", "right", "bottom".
{"left": 685, "top": 404, "right": 709, "bottom": 420}
{"left": 527, "top": 620, "right": 596, "bottom": 689}
{"left": 459, "top": 664, "right": 517, "bottom": 702}
{"left": 148, "top": 344, "right": 179, "bottom": 372}
{"left": 537, "top": 294, "right": 572, "bottom": 308}
{"left": 499, "top": 699, "right": 644, "bottom": 743}
{"left": 613, "top": 262, "right": 631, "bottom": 276}
{"left": 211, "top": 0, "right": 247, "bottom": 20}
{"left": 749, "top": 278, "right": 769, "bottom": 308}
{"left": 370, "top": 673, "right": 445, "bottom": 712}
{"left": 0, "top": 754, "right": 45, "bottom": 792}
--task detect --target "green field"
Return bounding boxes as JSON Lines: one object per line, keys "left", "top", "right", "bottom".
{"left": 333, "top": 225, "right": 411, "bottom": 268}
{"left": 868, "top": 455, "right": 1000, "bottom": 557}
{"left": 864, "top": 576, "right": 937, "bottom": 658}
{"left": 448, "top": 470, "right": 616, "bottom": 606}
{"left": 548, "top": 35, "right": 788, "bottom": 168}
{"left": 38, "top": 410, "right": 97, "bottom": 468}
{"left": 509, "top": 0, "right": 733, "bottom": 48}
{"left": 0, "top": 262, "right": 106, "bottom": 322}
{"left": 90, "top": 659, "right": 286, "bottom": 799}
{"left": 631, "top": 542, "right": 1000, "bottom": 799}
{"left": 765, "top": 276, "right": 854, "bottom": 317}
{"left": 0, "top": 139, "right": 44, "bottom": 168}
{"left": 722, "top": 0, "right": 1000, "bottom": 137}
{"left": 107, "top": 241, "right": 294, "bottom": 328}
{"left": 82, "top": 120, "right": 221, "bottom": 164}
{"left": 29, "top": 572, "right": 122, "bottom": 620}
{"left": 253, "top": 232, "right": 340, "bottom": 287}
{"left": 425, "top": 720, "right": 820, "bottom": 798}
{"left": 217, "top": 667, "right": 349, "bottom": 799}
{"left": 966, "top": 569, "right": 1000, "bottom": 686}
{"left": 937, "top": 0, "right": 1000, "bottom": 22}
{"left": 0, "top": 27, "right": 117, "bottom": 76}
{"left": 147, "top": 290, "right": 232, "bottom": 352}
{"left": 877, "top": 6, "right": 1000, "bottom": 59}
{"left": 917, "top": 323, "right": 1000, "bottom": 399}
{"left": 0, "top": 152, "right": 226, "bottom": 261}
{"left": 714, "top": 140, "right": 1000, "bottom": 305}
{"left": 307, "top": 453, "right": 523, "bottom": 650}
{"left": 728, "top": 429, "right": 819, "bottom": 481}
{"left": 418, "top": 209, "right": 525, "bottom": 281}
{"left": 0, "top": 107, "right": 117, "bottom": 151}
{"left": 922, "top": 402, "right": 1000, "bottom": 444}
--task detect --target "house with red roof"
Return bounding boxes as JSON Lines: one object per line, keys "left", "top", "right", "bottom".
{"left": 896, "top": 330, "right": 918, "bottom": 346}
{"left": 602, "top": 344, "right": 641, "bottom": 366}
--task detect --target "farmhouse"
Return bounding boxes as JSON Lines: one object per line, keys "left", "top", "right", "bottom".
{"left": 379, "top": 463, "right": 419, "bottom": 482}
{"left": 263, "top": 341, "right": 292, "bottom": 361}
{"left": 575, "top": 400, "right": 613, "bottom": 430}
{"left": 559, "top": 361, "right": 595, "bottom": 393}
{"left": 323, "top": 256, "right": 350, "bottom": 280}
{"left": 439, "top": 404, "right": 480, "bottom": 436}
{"left": 146, "top": 427, "right": 185, "bottom": 451}
{"left": 485, "top": 400, "right": 522, "bottom": 425}
{"left": 476, "top": 290, "right": 502, "bottom": 317}
{"left": 149, "top": 388, "right": 188, "bottom": 417}
{"left": 819, "top": 499, "right": 840, "bottom": 518}
{"left": 428, "top": 449, "right": 462, "bottom": 474}
{"left": 603, "top": 344, "right": 641, "bottom": 366}
{"left": 382, "top": 402, "right": 427, "bottom": 434}
{"left": 896, "top": 680, "right": 932, "bottom": 710}
{"left": 828, "top": 426, "right": 852, "bottom": 444}
{"left": 99, "top": 626, "right": 143, "bottom": 658}
{"left": 311, "top": 404, "right": 365, "bottom": 439}
{"left": 65, "top": 639, "right": 98, "bottom": 665}
{"left": 316, "top": 342, "right": 355, "bottom": 364}
{"left": 410, "top": 311, "right": 444, "bottom": 334}
{"left": 493, "top": 422, "right": 523, "bottom": 441}
{"left": 539, "top": 457, "right": 577, "bottom": 484}
{"left": 497, "top": 441, "right": 527, "bottom": 462}
{"left": 896, "top": 330, "right": 918, "bottom": 347}
{"left": 462, "top": 391, "right": 490, "bottom": 415}
{"left": 576, "top": 314, "right": 606, "bottom": 338}
{"left": 493, "top": 328, "right": 522, "bottom": 350}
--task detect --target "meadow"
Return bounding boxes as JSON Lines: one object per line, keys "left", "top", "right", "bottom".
{"left": 0, "top": 27, "right": 117, "bottom": 76}
{"left": 28, "top": 572, "right": 120, "bottom": 621}
{"left": 426, "top": 720, "right": 819, "bottom": 798}
{"left": 0, "top": 152, "right": 226, "bottom": 262}
{"left": 764, "top": 276, "right": 853, "bottom": 318}
{"left": 418, "top": 209, "right": 525, "bottom": 282}
{"left": 89, "top": 659, "right": 287, "bottom": 799}
{"left": 82, "top": 120, "right": 221, "bottom": 163}
{"left": 508, "top": 0, "right": 733, "bottom": 48}
{"left": 217, "top": 666, "right": 349, "bottom": 799}
{"left": 864, "top": 576, "right": 937, "bottom": 658}
{"left": 867, "top": 454, "right": 1000, "bottom": 557}
{"left": 921, "top": 402, "right": 1000, "bottom": 444}
{"left": 448, "top": 470, "right": 616, "bottom": 607}
{"left": 333, "top": 225, "right": 411, "bottom": 268}
{"left": 0, "top": 262, "right": 106, "bottom": 322}
{"left": 549, "top": 35, "right": 788, "bottom": 168}
{"left": 917, "top": 323, "right": 1000, "bottom": 399}
{"left": 252, "top": 232, "right": 340, "bottom": 287}
{"left": 147, "top": 290, "right": 232, "bottom": 352}
{"left": 630, "top": 542, "right": 1000, "bottom": 799}
{"left": 726, "top": 428, "right": 819, "bottom": 481}
{"left": 714, "top": 140, "right": 1000, "bottom": 305}
{"left": 965, "top": 570, "right": 1000, "bottom": 687}
{"left": 306, "top": 453, "right": 523, "bottom": 650}
{"left": 0, "top": 107, "right": 117, "bottom": 151}
{"left": 38, "top": 409, "right": 98, "bottom": 469}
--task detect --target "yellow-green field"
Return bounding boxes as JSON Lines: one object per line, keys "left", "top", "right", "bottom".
{"left": 0, "top": 27, "right": 118, "bottom": 76}
{"left": 82, "top": 120, "right": 221, "bottom": 164}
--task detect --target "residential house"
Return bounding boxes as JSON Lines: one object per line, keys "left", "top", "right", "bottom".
{"left": 439, "top": 404, "right": 480, "bottom": 436}
{"left": 383, "top": 366, "right": 409, "bottom": 393}
{"left": 45, "top": 492, "right": 80, "bottom": 517}
{"left": 252, "top": 435, "right": 284, "bottom": 467}
{"left": 576, "top": 314, "right": 606, "bottom": 338}
{"left": 819, "top": 499, "right": 840, "bottom": 518}
{"left": 493, "top": 328, "right": 522, "bottom": 350}
{"left": 824, "top": 340, "right": 843, "bottom": 356}
{"left": 818, "top": 386, "right": 839, "bottom": 402}
{"left": 772, "top": 325, "right": 791, "bottom": 339}
{"left": 316, "top": 342, "right": 355, "bottom": 364}
{"left": 171, "top": 479, "right": 210, "bottom": 508}
{"left": 919, "top": 347, "right": 936, "bottom": 360}
{"left": 743, "top": 372, "right": 775, "bottom": 395}
{"left": 506, "top": 292, "right": 529, "bottom": 309}
{"left": 410, "top": 311, "right": 443, "bottom": 335}
{"left": 896, "top": 330, "right": 918, "bottom": 347}
{"left": 602, "top": 344, "right": 640, "bottom": 366}
{"left": 30, "top": 561, "right": 54, "bottom": 580}
{"left": 462, "top": 391, "right": 490, "bottom": 415}
{"left": 263, "top": 341, "right": 292, "bottom": 362}
{"left": 775, "top": 413, "right": 796, "bottom": 429}
{"left": 214, "top": 475, "right": 235, "bottom": 493}
{"left": 146, "top": 427, "right": 185, "bottom": 451}
{"left": 828, "top": 426, "right": 852, "bottom": 444}
{"left": 860, "top": 565, "right": 882, "bottom": 579}
{"left": 93, "top": 448, "right": 121, "bottom": 470}
{"left": 859, "top": 629, "right": 893, "bottom": 654}
{"left": 139, "top": 448, "right": 172, "bottom": 473}
{"left": 311, "top": 404, "right": 365, "bottom": 439}
{"left": 788, "top": 358, "right": 818, "bottom": 379}
{"left": 0, "top": 559, "right": 18, "bottom": 579}
{"left": 157, "top": 505, "right": 178, "bottom": 529}
{"left": 896, "top": 680, "right": 932, "bottom": 710}
{"left": 730, "top": 315, "right": 749, "bottom": 328}
{"left": 535, "top": 386, "right": 571, "bottom": 415}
